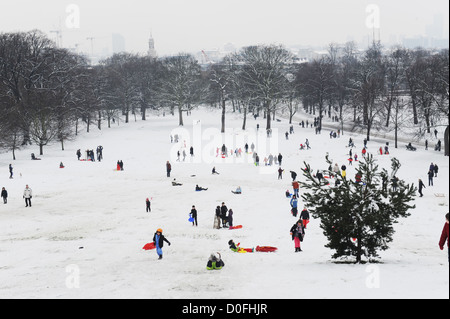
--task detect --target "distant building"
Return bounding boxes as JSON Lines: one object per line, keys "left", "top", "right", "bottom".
{"left": 112, "top": 33, "right": 125, "bottom": 54}
{"left": 148, "top": 33, "right": 157, "bottom": 58}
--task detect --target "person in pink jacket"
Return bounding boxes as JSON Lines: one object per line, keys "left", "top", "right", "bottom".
{"left": 439, "top": 213, "right": 449, "bottom": 263}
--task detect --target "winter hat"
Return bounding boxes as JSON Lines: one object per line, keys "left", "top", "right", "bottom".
{"left": 157, "top": 228, "right": 163, "bottom": 233}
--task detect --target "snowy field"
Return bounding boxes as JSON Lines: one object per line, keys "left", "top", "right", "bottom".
{"left": 0, "top": 108, "right": 448, "bottom": 299}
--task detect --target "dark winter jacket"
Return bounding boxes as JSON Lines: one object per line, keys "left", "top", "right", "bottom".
{"left": 1, "top": 189, "right": 7, "bottom": 198}
{"left": 439, "top": 222, "right": 449, "bottom": 249}
{"left": 300, "top": 209, "right": 310, "bottom": 220}
{"left": 290, "top": 223, "right": 305, "bottom": 241}
{"left": 190, "top": 208, "right": 197, "bottom": 218}
{"left": 153, "top": 233, "right": 171, "bottom": 248}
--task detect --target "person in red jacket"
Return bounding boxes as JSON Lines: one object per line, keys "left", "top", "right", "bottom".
{"left": 439, "top": 213, "right": 449, "bottom": 263}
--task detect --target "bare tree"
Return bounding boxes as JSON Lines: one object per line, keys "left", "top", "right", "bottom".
{"left": 239, "top": 45, "right": 292, "bottom": 130}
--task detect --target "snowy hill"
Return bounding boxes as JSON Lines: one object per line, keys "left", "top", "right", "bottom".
{"left": 0, "top": 108, "right": 448, "bottom": 299}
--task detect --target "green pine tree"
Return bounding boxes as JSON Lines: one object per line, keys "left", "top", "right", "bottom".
{"left": 300, "top": 154, "right": 416, "bottom": 263}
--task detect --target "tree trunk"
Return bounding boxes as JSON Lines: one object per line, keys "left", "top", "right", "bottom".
{"left": 178, "top": 105, "right": 184, "bottom": 126}
{"left": 221, "top": 98, "right": 226, "bottom": 133}
{"left": 445, "top": 125, "right": 449, "bottom": 157}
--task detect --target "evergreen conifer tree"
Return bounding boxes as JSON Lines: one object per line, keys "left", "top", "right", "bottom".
{"left": 300, "top": 154, "right": 416, "bottom": 263}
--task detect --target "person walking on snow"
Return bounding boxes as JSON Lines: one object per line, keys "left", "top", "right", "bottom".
{"left": 300, "top": 207, "right": 310, "bottom": 229}
{"left": 146, "top": 198, "right": 151, "bottom": 212}
{"left": 23, "top": 184, "right": 32, "bottom": 207}
{"left": 153, "top": 228, "right": 171, "bottom": 260}
{"left": 1, "top": 187, "right": 7, "bottom": 204}
{"left": 9, "top": 164, "right": 13, "bottom": 179}
{"left": 439, "top": 213, "right": 449, "bottom": 263}
{"left": 290, "top": 195, "right": 298, "bottom": 217}
{"left": 418, "top": 179, "right": 426, "bottom": 197}
{"left": 290, "top": 220, "right": 305, "bottom": 252}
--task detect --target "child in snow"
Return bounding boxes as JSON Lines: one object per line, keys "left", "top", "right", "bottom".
{"left": 172, "top": 179, "right": 183, "bottom": 186}
{"left": 290, "top": 195, "right": 298, "bottom": 217}
{"left": 195, "top": 185, "right": 208, "bottom": 191}
{"left": 153, "top": 228, "right": 171, "bottom": 260}
{"left": 290, "top": 220, "right": 305, "bottom": 252}
{"left": 232, "top": 186, "right": 242, "bottom": 194}
{"left": 206, "top": 253, "right": 225, "bottom": 270}
{"left": 300, "top": 208, "right": 310, "bottom": 229}
{"left": 228, "top": 240, "right": 253, "bottom": 253}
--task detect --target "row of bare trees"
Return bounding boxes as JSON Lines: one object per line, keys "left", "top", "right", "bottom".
{"left": 1, "top": 30, "right": 449, "bottom": 158}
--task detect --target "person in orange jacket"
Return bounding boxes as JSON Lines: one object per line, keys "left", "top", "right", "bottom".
{"left": 439, "top": 213, "right": 449, "bottom": 263}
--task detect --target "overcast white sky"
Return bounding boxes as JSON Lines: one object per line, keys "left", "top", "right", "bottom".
{"left": 0, "top": 0, "right": 448, "bottom": 57}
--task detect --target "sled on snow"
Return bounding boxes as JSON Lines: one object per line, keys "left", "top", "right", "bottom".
{"left": 229, "top": 225, "right": 242, "bottom": 230}
{"left": 142, "top": 242, "right": 156, "bottom": 250}
{"left": 255, "top": 246, "right": 278, "bottom": 253}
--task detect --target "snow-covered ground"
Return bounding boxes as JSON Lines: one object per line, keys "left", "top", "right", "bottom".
{"left": 0, "top": 108, "right": 448, "bottom": 299}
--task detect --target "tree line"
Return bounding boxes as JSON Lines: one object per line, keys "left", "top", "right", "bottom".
{"left": 0, "top": 30, "right": 448, "bottom": 158}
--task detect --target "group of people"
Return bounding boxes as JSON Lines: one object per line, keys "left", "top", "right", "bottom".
{"left": 0, "top": 184, "right": 33, "bottom": 207}
{"left": 76, "top": 146, "right": 104, "bottom": 162}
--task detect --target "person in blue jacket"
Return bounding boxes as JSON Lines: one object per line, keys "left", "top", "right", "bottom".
{"left": 290, "top": 195, "right": 298, "bottom": 217}
{"left": 153, "top": 228, "right": 171, "bottom": 260}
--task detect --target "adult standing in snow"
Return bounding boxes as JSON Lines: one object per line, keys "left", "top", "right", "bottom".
{"left": 228, "top": 209, "right": 234, "bottom": 228}
{"left": 428, "top": 169, "right": 434, "bottom": 186}
{"left": 190, "top": 205, "right": 198, "bottom": 226}
{"left": 439, "top": 213, "right": 449, "bottom": 263}
{"left": 153, "top": 228, "right": 171, "bottom": 260}
{"left": 418, "top": 179, "right": 426, "bottom": 197}
{"left": 146, "top": 198, "right": 151, "bottom": 212}
{"left": 9, "top": 164, "right": 13, "bottom": 179}
{"left": 290, "top": 220, "right": 305, "bottom": 252}
{"left": 278, "top": 153, "right": 283, "bottom": 166}
{"left": 23, "top": 184, "right": 32, "bottom": 207}
{"left": 1, "top": 187, "right": 7, "bottom": 204}
{"left": 214, "top": 206, "right": 222, "bottom": 229}
{"left": 166, "top": 161, "right": 172, "bottom": 177}
{"left": 221, "top": 202, "right": 228, "bottom": 228}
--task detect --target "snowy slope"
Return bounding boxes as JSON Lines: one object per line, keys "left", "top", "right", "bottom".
{"left": 0, "top": 108, "right": 448, "bottom": 299}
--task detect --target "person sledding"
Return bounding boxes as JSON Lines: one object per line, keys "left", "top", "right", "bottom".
{"left": 206, "top": 253, "right": 225, "bottom": 270}
{"left": 195, "top": 184, "right": 208, "bottom": 191}
{"left": 153, "top": 228, "right": 171, "bottom": 260}
{"left": 228, "top": 239, "right": 253, "bottom": 253}
{"left": 231, "top": 186, "right": 242, "bottom": 194}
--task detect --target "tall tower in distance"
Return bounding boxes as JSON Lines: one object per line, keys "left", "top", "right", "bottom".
{"left": 148, "top": 32, "right": 157, "bottom": 58}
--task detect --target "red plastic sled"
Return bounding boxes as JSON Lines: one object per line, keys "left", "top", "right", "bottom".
{"left": 256, "top": 246, "right": 278, "bottom": 252}
{"left": 229, "top": 225, "right": 243, "bottom": 230}
{"left": 142, "top": 242, "right": 156, "bottom": 250}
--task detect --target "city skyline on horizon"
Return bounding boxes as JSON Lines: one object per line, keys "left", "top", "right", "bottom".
{"left": 1, "top": 0, "right": 448, "bottom": 59}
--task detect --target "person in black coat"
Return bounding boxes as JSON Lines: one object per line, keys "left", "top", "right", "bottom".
{"left": 418, "top": 179, "right": 426, "bottom": 197}
{"left": 428, "top": 170, "right": 434, "bottom": 186}
{"left": 190, "top": 205, "right": 198, "bottom": 226}
{"left": 153, "top": 229, "right": 171, "bottom": 260}
{"left": 1, "top": 187, "right": 7, "bottom": 204}
{"left": 220, "top": 202, "right": 228, "bottom": 227}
